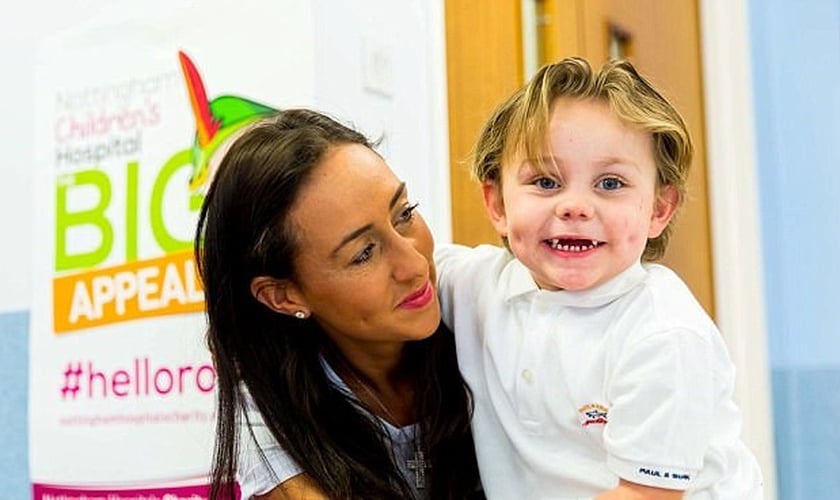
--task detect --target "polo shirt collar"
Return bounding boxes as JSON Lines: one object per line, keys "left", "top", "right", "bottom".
{"left": 502, "top": 259, "right": 647, "bottom": 308}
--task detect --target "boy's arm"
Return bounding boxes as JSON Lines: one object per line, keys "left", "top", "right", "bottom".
{"left": 433, "top": 242, "right": 476, "bottom": 327}
{"left": 603, "top": 327, "right": 716, "bottom": 492}
{"left": 595, "top": 479, "right": 683, "bottom": 500}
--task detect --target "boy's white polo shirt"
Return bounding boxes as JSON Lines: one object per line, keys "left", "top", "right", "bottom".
{"left": 435, "top": 244, "right": 763, "bottom": 500}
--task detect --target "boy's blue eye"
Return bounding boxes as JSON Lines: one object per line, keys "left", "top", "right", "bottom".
{"left": 598, "top": 177, "right": 624, "bottom": 190}
{"left": 536, "top": 177, "right": 559, "bottom": 189}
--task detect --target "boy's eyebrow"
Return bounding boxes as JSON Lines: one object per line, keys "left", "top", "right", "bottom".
{"left": 529, "top": 155, "right": 640, "bottom": 171}
{"left": 331, "top": 182, "right": 406, "bottom": 254}
{"left": 593, "top": 156, "right": 642, "bottom": 170}
{"left": 518, "top": 156, "right": 561, "bottom": 175}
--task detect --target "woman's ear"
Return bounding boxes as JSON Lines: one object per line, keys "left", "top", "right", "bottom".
{"left": 648, "top": 184, "right": 680, "bottom": 238}
{"left": 482, "top": 181, "right": 509, "bottom": 237}
{"left": 250, "top": 276, "right": 309, "bottom": 317}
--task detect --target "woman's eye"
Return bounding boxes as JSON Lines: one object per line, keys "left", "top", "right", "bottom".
{"left": 351, "top": 243, "right": 375, "bottom": 265}
{"left": 397, "top": 202, "right": 419, "bottom": 224}
{"left": 598, "top": 177, "right": 624, "bottom": 190}
{"left": 535, "top": 177, "right": 559, "bottom": 190}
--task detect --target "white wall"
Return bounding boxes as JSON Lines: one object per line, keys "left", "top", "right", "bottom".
{"left": 310, "top": 0, "right": 451, "bottom": 243}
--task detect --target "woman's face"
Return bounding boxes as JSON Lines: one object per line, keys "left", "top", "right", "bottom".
{"left": 288, "top": 143, "right": 439, "bottom": 355}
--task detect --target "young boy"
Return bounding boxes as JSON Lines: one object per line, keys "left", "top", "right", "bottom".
{"left": 436, "top": 57, "right": 764, "bottom": 499}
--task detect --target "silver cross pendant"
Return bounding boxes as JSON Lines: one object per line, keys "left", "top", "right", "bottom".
{"left": 407, "top": 449, "right": 432, "bottom": 489}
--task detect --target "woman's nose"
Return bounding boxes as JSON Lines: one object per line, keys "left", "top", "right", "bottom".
{"left": 390, "top": 236, "right": 427, "bottom": 282}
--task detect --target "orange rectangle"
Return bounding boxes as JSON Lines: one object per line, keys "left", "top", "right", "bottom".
{"left": 53, "top": 249, "right": 205, "bottom": 333}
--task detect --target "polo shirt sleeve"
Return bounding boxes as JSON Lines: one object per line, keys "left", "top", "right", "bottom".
{"left": 434, "top": 242, "right": 474, "bottom": 328}
{"left": 237, "top": 402, "right": 303, "bottom": 498}
{"left": 602, "top": 327, "right": 718, "bottom": 490}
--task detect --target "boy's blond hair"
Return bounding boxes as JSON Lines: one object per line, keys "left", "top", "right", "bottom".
{"left": 472, "top": 57, "right": 693, "bottom": 261}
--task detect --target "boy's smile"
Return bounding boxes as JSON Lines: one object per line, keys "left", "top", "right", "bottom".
{"left": 545, "top": 238, "right": 604, "bottom": 253}
{"left": 482, "top": 97, "right": 678, "bottom": 291}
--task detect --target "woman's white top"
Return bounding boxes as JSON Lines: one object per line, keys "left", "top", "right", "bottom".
{"left": 236, "top": 357, "right": 426, "bottom": 499}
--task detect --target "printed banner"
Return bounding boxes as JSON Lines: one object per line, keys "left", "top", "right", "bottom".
{"left": 29, "top": 2, "right": 314, "bottom": 498}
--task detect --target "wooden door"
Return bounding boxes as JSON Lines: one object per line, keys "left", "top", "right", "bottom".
{"left": 444, "top": 1, "right": 524, "bottom": 247}
{"left": 445, "top": 0, "right": 715, "bottom": 316}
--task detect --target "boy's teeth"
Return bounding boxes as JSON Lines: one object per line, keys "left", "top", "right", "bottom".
{"left": 548, "top": 239, "right": 600, "bottom": 252}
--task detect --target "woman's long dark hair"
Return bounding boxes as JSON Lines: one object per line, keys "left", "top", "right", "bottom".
{"left": 195, "top": 109, "right": 480, "bottom": 499}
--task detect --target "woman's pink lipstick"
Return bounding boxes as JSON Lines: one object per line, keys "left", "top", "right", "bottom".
{"left": 399, "top": 282, "right": 434, "bottom": 309}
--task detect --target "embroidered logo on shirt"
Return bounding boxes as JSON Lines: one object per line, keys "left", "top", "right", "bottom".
{"left": 577, "top": 403, "right": 608, "bottom": 427}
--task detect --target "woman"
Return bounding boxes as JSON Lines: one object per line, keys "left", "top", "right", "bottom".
{"left": 195, "top": 108, "right": 482, "bottom": 499}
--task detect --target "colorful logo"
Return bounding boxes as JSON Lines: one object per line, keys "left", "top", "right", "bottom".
{"left": 52, "top": 51, "right": 280, "bottom": 334}
{"left": 578, "top": 403, "right": 609, "bottom": 427}
{"left": 178, "top": 50, "right": 278, "bottom": 194}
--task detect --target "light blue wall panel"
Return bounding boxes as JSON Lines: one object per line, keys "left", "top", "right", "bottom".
{"left": 749, "top": 0, "right": 840, "bottom": 497}
{"left": 0, "top": 310, "right": 29, "bottom": 499}
{"left": 771, "top": 369, "right": 840, "bottom": 498}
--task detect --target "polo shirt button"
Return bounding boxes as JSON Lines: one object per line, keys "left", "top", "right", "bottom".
{"left": 521, "top": 369, "right": 534, "bottom": 383}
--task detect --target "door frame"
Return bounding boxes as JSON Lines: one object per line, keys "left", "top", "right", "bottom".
{"left": 699, "top": 1, "right": 776, "bottom": 497}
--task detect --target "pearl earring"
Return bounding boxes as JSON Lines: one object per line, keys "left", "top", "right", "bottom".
{"left": 294, "top": 311, "right": 306, "bottom": 319}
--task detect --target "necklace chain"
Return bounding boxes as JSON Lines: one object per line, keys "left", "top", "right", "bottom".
{"left": 344, "top": 366, "right": 405, "bottom": 426}
{"left": 339, "top": 361, "right": 431, "bottom": 490}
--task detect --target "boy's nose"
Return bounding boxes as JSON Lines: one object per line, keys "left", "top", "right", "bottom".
{"left": 555, "top": 195, "right": 594, "bottom": 220}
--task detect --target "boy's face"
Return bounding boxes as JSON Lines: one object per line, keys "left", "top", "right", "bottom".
{"left": 482, "top": 97, "right": 678, "bottom": 291}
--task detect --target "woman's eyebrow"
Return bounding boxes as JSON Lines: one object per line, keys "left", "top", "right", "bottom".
{"left": 331, "top": 182, "right": 406, "bottom": 255}
{"left": 389, "top": 182, "right": 407, "bottom": 210}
